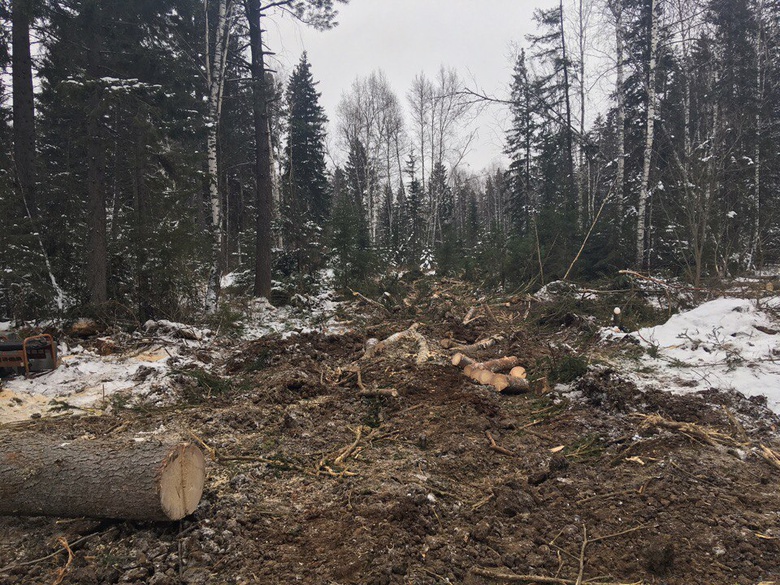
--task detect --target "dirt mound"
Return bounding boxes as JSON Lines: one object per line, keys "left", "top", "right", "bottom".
{"left": 2, "top": 288, "right": 780, "bottom": 584}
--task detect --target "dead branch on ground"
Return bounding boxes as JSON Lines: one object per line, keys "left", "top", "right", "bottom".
{"left": 363, "top": 323, "right": 430, "bottom": 365}
{"left": 633, "top": 413, "right": 737, "bottom": 447}
{"left": 485, "top": 431, "right": 514, "bottom": 456}
{"left": 440, "top": 335, "right": 504, "bottom": 353}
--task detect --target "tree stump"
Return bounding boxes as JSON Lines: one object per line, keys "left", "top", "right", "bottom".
{"left": 0, "top": 435, "right": 205, "bottom": 521}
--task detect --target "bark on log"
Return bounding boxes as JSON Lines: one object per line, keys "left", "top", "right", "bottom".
{"left": 0, "top": 436, "right": 205, "bottom": 521}
{"left": 452, "top": 353, "right": 520, "bottom": 373}
{"left": 462, "top": 365, "right": 530, "bottom": 394}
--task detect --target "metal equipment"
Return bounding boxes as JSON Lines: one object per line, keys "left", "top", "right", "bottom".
{"left": 0, "top": 333, "right": 58, "bottom": 377}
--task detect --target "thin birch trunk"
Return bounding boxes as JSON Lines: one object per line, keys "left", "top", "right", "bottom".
{"left": 750, "top": 0, "right": 765, "bottom": 268}
{"left": 205, "top": 0, "right": 232, "bottom": 312}
{"left": 637, "top": 0, "right": 660, "bottom": 269}
{"left": 611, "top": 0, "right": 626, "bottom": 226}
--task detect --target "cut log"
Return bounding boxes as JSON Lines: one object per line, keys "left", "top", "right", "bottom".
{"left": 510, "top": 366, "right": 527, "bottom": 379}
{"left": 462, "top": 364, "right": 529, "bottom": 394}
{"left": 478, "top": 356, "right": 520, "bottom": 372}
{"left": 452, "top": 353, "right": 519, "bottom": 373}
{"left": 451, "top": 352, "right": 477, "bottom": 368}
{"left": 0, "top": 436, "right": 205, "bottom": 521}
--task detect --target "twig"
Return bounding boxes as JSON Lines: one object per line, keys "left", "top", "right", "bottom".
{"left": 0, "top": 529, "right": 108, "bottom": 575}
{"left": 575, "top": 526, "right": 588, "bottom": 585}
{"left": 486, "top": 431, "right": 514, "bottom": 456}
{"left": 722, "top": 406, "right": 750, "bottom": 444}
{"left": 470, "top": 568, "right": 576, "bottom": 583}
{"left": 471, "top": 491, "right": 495, "bottom": 511}
{"left": 576, "top": 488, "right": 639, "bottom": 505}
{"left": 758, "top": 444, "right": 780, "bottom": 471}
{"left": 51, "top": 537, "right": 74, "bottom": 585}
{"left": 188, "top": 430, "right": 217, "bottom": 461}
{"left": 470, "top": 567, "right": 640, "bottom": 585}
{"left": 590, "top": 524, "right": 650, "bottom": 542}
{"left": 350, "top": 289, "right": 390, "bottom": 313}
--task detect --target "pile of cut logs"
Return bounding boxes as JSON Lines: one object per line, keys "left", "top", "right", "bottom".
{"left": 451, "top": 352, "right": 529, "bottom": 393}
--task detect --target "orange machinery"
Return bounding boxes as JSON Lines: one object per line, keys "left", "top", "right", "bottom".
{"left": 0, "top": 334, "right": 58, "bottom": 377}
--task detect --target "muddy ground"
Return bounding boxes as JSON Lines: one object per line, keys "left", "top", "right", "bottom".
{"left": 1, "top": 279, "right": 779, "bottom": 584}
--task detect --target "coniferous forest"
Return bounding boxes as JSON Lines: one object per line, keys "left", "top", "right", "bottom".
{"left": 0, "top": 0, "right": 779, "bottom": 321}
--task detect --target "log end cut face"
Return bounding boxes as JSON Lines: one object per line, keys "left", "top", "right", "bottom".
{"left": 159, "top": 443, "right": 206, "bottom": 520}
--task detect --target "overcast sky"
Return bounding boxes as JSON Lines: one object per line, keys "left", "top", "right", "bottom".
{"left": 266, "top": 0, "right": 557, "bottom": 172}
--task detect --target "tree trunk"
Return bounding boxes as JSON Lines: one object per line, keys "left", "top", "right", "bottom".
{"left": 246, "top": 0, "right": 273, "bottom": 299}
{"left": 558, "top": 0, "right": 577, "bottom": 225}
{"left": 85, "top": 2, "right": 107, "bottom": 305}
{"left": 205, "top": 0, "right": 232, "bottom": 312}
{"left": 750, "top": 0, "right": 765, "bottom": 268}
{"left": 637, "top": 0, "right": 660, "bottom": 269}
{"left": 12, "top": 0, "right": 36, "bottom": 216}
{"left": 611, "top": 0, "right": 626, "bottom": 227}
{"left": 0, "top": 437, "right": 205, "bottom": 521}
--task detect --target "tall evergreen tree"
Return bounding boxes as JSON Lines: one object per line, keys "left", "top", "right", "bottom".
{"left": 505, "top": 49, "right": 539, "bottom": 236}
{"left": 283, "top": 52, "right": 330, "bottom": 225}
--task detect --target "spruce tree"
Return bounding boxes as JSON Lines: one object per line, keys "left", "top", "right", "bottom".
{"left": 282, "top": 52, "right": 330, "bottom": 274}
{"left": 283, "top": 52, "right": 330, "bottom": 224}
{"left": 505, "top": 49, "right": 539, "bottom": 236}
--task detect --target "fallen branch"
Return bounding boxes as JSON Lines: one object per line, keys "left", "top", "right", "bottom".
{"left": 470, "top": 567, "right": 576, "bottom": 584}
{"left": 758, "top": 444, "right": 780, "bottom": 471}
{"left": 358, "top": 388, "right": 399, "bottom": 398}
{"left": 470, "top": 567, "right": 640, "bottom": 585}
{"left": 463, "top": 307, "right": 481, "bottom": 325}
{"left": 633, "top": 414, "right": 737, "bottom": 447}
{"left": 441, "top": 335, "right": 504, "bottom": 353}
{"left": 486, "top": 431, "right": 514, "bottom": 456}
{"left": 350, "top": 289, "right": 390, "bottom": 313}
{"left": 363, "top": 323, "right": 430, "bottom": 365}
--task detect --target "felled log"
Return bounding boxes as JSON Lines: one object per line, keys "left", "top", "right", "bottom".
{"left": 462, "top": 365, "right": 529, "bottom": 394}
{"left": 510, "top": 366, "right": 527, "bottom": 379}
{"left": 451, "top": 353, "right": 519, "bottom": 372}
{"left": 452, "top": 353, "right": 529, "bottom": 394}
{"left": 0, "top": 436, "right": 205, "bottom": 521}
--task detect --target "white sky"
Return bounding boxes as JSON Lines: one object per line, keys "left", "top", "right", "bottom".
{"left": 266, "top": 0, "right": 558, "bottom": 172}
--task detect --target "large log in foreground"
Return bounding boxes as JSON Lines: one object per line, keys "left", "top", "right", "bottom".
{"left": 0, "top": 436, "right": 205, "bottom": 521}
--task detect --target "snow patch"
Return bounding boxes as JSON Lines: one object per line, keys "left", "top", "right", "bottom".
{"left": 620, "top": 296, "right": 780, "bottom": 412}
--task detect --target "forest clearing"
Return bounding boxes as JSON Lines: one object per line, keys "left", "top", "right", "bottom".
{"left": 1, "top": 0, "right": 780, "bottom": 583}
{"left": 1, "top": 272, "right": 779, "bottom": 584}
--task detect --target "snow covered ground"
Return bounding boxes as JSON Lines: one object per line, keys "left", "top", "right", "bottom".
{"left": 0, "top": 272, "right": 351, "bottom": 424}
{"left": 608, "top": 296, "right": 780, "bottom": 412}
{"left": 0, "top": 334, "right": 205, "bottom": 424}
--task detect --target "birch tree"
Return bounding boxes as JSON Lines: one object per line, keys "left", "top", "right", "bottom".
{"left": 204, "top": 0, "right": 234, "bottom": 312}
{"left": 636, "top": 0, "right": 661, "bottom": 268}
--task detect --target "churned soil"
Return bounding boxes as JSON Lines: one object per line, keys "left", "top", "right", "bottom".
{"left": 1, "top": 281, "right": 779, "bottom": 585}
